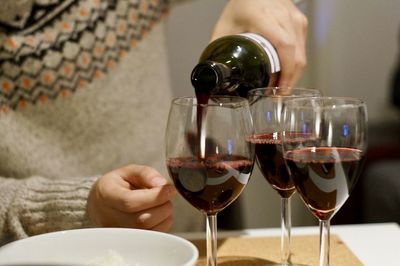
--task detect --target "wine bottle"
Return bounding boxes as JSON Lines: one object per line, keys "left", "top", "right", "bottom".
{"left": 191, "top": 33, "right": 281, "bottom": 102}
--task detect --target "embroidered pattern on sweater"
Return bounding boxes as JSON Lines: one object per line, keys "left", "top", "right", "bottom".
{"left": 0, "top": 0, "right": 169, "bottom": 112}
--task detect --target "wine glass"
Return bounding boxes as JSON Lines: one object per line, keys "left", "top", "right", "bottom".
{"left": 281, "top": 97, "right": 368, "bottom": 266}
{"left": 165, "top": 96, "right": 255, "bottom": 266}
{"left": 247, "top": 87, "right": 321, "bottom": 265}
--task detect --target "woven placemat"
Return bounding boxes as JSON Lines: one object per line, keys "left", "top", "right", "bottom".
{"left": 190, "top": 234, "right": 363, "bottom": 266}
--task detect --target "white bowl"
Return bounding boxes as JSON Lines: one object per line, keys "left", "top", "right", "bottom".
{"left": 0, "top": 228, "right": 198, "bottom": 266}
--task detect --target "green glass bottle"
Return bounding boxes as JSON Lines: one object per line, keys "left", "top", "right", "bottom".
{"left": 191, "top": 33, "right": 280, "bottom": 101}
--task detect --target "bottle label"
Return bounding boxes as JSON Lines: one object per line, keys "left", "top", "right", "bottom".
{"left": 239, "top": 33, "right": 281, "bottom": 73}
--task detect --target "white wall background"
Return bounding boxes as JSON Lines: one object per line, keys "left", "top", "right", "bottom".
{"left": 165, "top": 0, "right": 400, "bottom": 228}
{"left": 308, "top": 0, "right": 400, "bottom": 123}
{"left": 166, "top": 0, "right": 227, "bottom": 98}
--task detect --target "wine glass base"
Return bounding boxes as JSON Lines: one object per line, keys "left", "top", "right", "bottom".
{"left": 196, "top": 256, "right": 309, "bottom": 266}
{"left": 197, "top": 256, "right": 275, "bottom": 266}
{"left": 263, "top": 263, "right": 308, "bottom": 266}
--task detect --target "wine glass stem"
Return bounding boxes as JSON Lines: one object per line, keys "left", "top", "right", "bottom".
{"left": 206, "top": 214, "right": 217, "bottom": 266}
{"left": 319, "top": 219, "right": 330, "bottom": 266}
{"left": 280, "top": 197, "right": 292, "bottom": 265}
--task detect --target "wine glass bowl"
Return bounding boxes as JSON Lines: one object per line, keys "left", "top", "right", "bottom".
{"left": 167, "top": 154, "right": 253, "bottom": 215}
{"left": 281, "top": 96, "right": 367, "bottom": 265}
{"left": 247, "top": 87, "right": 321, "bottom": 265}
{"left": 248, "top": 87, "right": 321, "bottom": 197}
{"left": 165, "top": 96, "right": 255, "bottom": 266}
{"left": 284, "top": 146, "right": 365, "bottom": 220}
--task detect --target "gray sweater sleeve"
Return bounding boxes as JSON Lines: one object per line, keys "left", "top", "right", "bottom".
{"left": 170, "top": 0, "right": 196, "bottom": 6}
{"left": 0, "top": 176, "right": 98, "bottom": 242}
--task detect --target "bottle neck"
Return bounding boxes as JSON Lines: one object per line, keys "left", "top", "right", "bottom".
{"left": 191, "top": 61, "right": 234, "bottom": 95}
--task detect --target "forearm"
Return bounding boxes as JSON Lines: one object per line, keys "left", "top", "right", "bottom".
{"left": 0, "top": 175, "right": 98, "bottom": 243}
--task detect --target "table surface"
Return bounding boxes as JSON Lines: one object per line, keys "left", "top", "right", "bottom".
{"left": 176, "top": 222, "right": 400, "bottom": 266}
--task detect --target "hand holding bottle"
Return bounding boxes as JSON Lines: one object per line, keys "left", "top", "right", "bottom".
{"left": 211, "top": 0, "right": 308, "bottom": 87}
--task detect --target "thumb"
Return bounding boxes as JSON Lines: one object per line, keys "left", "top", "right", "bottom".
{"left": 115, "top": 164, "right": 169, "bottom": 189}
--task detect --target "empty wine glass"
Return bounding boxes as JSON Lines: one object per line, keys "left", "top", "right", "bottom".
{"left": 165, "top": 96, "right": 255, "bottom": 266}
{"left": 247, "top": 87, "right": 321, "bottom": 265}
{"left": 281, "top": 97, "right": 368, "bottom": 266}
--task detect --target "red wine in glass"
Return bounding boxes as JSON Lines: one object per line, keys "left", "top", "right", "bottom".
{"left": 249, "top": 132, "right": 315, "bottom": 198}
{"left": 284, "top": 147, "right": 365, "bottom": 220}
{"left": 167, "top": 154, "right": 253, "bottom": 215}
{"left": 249, "top": 133, "right": 299, "bottom": 198}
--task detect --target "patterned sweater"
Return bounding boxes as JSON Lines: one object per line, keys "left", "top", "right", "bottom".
{"left": 0, "top": 0, "right": 202, "bottom": 243}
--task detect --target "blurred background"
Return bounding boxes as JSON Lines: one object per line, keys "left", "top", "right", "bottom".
{"left": 166, "top": 0, "right": 400, "bottom": 228}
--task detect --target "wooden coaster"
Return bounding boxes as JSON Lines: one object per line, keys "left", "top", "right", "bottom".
{"left": 190, "top": 234, "right": 363, "bottom": 266}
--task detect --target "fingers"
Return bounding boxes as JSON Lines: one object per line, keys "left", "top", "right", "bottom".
{"left": 150, "top": 215, "right": 174, "bottom": 232}
{"left": 103, "top": 165, "right": 176, "bottom": 213}
{"left": 285, "top": 3, "right": 308, "bottom": 86}
{"left": 94, "top": 199, "right": 174, "bottom": 232}
{"left": 267, "top": 23, "right": 296, "bottom": 87}
{"left": 116, "top": 184, "right": 176, "bottom": 213}
{"left": 87, "top": 164, "right": 177, "bottom": 231}
{"left": 256, "top": 3, "right": 307, "bottom": 87}
{"left": 209, "top": 7, "right": 241, "bottom": 42}
{"left": 123, "top": 201, "right": 174, "bottom": 232}
{"left": 137, "top": 202, "right": 174, "bottom": 232}
{"left": 245, "top": 11, "right": 294, "bottom": 87}
{"left": 210, "top": 0, "right": 308, "bottom": 87}
{"left": 116, "top": 164, "right": 169, "bottom": 188}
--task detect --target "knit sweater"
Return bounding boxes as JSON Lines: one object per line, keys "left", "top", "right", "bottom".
{"left": 0, "top": 0, "right": 202, "bottom": 243}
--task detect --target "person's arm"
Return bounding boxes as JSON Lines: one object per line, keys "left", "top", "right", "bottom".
{"left": 1, "top": 165, "right": 175, "bottom": 242}
{"left": 211, "top": 0, "right": 308, "bottom": 87}
{"left": 0, "top": 175, "right": 97, "bottom": 241}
